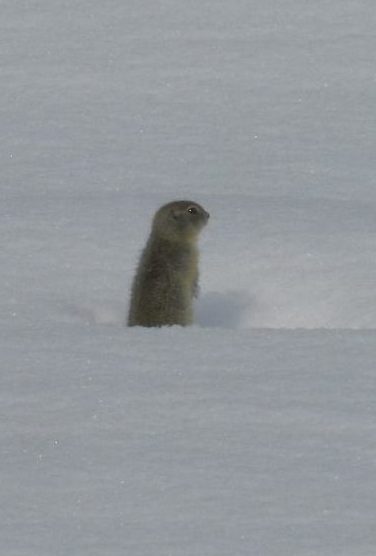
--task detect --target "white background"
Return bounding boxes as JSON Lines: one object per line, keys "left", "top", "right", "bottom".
{"left": 2, "top": 1, "right": 376, "bottom": 554}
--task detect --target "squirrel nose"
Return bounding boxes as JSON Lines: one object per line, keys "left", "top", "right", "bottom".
{"left": 206, "top": 211, "right": 210, "bottom": 219}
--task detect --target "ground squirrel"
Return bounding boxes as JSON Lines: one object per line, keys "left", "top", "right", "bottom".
{"left": 127, "top": 200, "right": 209, "bottom": 327}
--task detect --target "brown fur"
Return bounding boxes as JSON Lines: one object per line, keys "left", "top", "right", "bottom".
{"left": 128, "top": 200, "right": 209, "bottom": 327}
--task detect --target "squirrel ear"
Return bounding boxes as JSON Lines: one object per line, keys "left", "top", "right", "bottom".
{"left": 171, "top": 209, "right": 180, "bottom": 220}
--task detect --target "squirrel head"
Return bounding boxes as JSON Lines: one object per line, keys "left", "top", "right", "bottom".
{"left": 152, "top": 200, "right": 210, "bottom": 242}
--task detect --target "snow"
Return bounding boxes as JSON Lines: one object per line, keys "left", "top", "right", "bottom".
{"left": 2, "top": 1, "right": 376, "bottom": 554}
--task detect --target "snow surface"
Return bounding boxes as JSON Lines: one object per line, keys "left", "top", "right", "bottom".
{"left": 2, "top": 1, "right": 376, "bottom": 555}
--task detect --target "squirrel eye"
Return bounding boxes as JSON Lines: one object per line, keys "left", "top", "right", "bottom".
{"left": 187, "top": 206, "right": 198, "bottom": 214}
